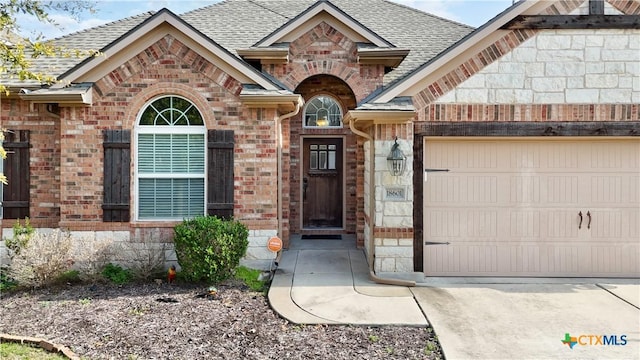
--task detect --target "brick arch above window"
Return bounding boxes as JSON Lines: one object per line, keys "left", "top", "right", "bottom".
{"left": 281, "top": 60, "right": 369, "bottom": 103}
{"left": 124, "top": 82, "right": 216, "bottom": 129}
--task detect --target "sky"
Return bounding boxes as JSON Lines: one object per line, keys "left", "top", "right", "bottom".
{"left": 16, "top": 0, "right": 516, "bottom": 40}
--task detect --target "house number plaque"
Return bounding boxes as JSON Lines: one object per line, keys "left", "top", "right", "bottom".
{"left": 384, "top": 187, "right": 406, "bottom": 201}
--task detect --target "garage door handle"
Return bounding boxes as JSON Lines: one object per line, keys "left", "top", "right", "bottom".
{"left": 425, "top": 241, "right": 451, "bottom": 245}
{"left": 578, "top": 211, "right": 583, "bottom": 229}
{"left": 587, "top": 211, "right": 591, "bottom": 229}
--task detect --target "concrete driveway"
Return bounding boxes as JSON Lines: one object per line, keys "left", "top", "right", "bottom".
{"left": 411, "top": 281, "right": 640, "bottom": 360}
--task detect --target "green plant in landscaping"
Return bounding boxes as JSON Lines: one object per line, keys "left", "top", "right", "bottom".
{"left": 5, "top": 217, "right": 34, "bottom": 258}
{"left": 234, "top": 266, "right": 267, "bottom": 292}
{"left": 39, "top": 301, "right": 52, "bottom": 308}
{"left": 424, "top": 340, "right": 437, "bottom": 355}
{"left": 174, "top": 216, "right": 249, "bottom": 284}
{"left": 78, "top": 298, "right": 91, "bottom": 305}
{"left": 128, "top": 305, "right": 149, "bottom": 316}
{"left": 56, "top": 269, "right": 81, "bottom": 284}
{"left": 368, "top": 334, "right": 379, "bottom": 343}
{"left": 0, "top": 267, "right": 17, "bottom": 292}
{"left": 101, "top": 263, "right": 133, "bottom": 284}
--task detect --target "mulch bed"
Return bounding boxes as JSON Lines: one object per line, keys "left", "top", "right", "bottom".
{"left": 0, "top": 281, "right": 443, "bottom": 359}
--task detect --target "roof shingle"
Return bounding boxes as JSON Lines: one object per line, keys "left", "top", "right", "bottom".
{"left": 3, "top": 0, "right": 473, "bottom": 91}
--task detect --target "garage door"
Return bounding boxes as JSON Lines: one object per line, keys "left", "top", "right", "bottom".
{"left": 423, "top": 138, "right": 640, "bottom": 277}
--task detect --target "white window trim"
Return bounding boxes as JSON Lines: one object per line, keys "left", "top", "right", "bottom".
{"left": 303, "top": 95, "right": 343, "bottom": 128}
{"left": 133, "top": 96, "right": 207, "bottom": 221}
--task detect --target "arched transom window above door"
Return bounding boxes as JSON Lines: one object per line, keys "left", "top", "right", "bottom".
{"left": 304, "top": 95, "right": 343, "bottom": 128}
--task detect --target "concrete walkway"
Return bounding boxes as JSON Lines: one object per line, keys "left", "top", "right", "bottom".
{"left": 268, "top": 238, "right": 640, "bottom": 360}
{"left": 268, "top": 239, "right": 427, "bottom": 326}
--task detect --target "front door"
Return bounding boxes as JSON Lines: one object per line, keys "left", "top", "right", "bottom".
{"left": 302, "top": 138, "right": 343, "bottom": 228}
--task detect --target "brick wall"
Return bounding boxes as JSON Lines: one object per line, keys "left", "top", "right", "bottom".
{"left": 262, "top": 22, "right": 387, "bottom": 238}
{"left": 89, "top": 35, "right": 280, "bottom": 234}
{"left": 2, "top": 34, "right": 282, "bottom": 268}
{"left": 1, "top": 101, "right": 60, "bottom": 228}
{"left": 263, "top": 22, "right": 385, "bottom": 104}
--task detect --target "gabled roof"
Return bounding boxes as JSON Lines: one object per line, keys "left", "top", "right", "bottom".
{"left": 57, "top": 8, "right": 281, "bottom": 90}
{"left": 371, "top": 0, "right": 640, "bottom": 104}
{"left": 1, "top": 12, "right": 153, "bottom": 89}
{"left": 2, "top": 0, "right": 473, "bottom": 91}
{"left": 253, "top": 0, "right": 394, "bottom": 47}
{"left": 370, "top": 0, "right": 538, "bottom": 104}
{"left": 181, "top": 0, "right": 472, "bottom": 85}
{"left": 237, "top": 0, "right": 410, "bottom": 68}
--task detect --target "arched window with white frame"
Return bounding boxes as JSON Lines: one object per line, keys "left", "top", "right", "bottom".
{"left": 304, "top": 95, "right": 343, "bottom": 128}
{"left": 135, "top": 95, "right": 206, "bottom": 220}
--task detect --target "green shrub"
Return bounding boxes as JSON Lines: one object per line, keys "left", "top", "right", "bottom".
{"left": 5, "top": 218, "right": 34, "bottom": 259}
{"left": 102, "top": 263, "right": 133, "bottom": 284}
{"left": 174, "top": 215, "right": 249, "bottom": 284}
{"left": 0, "top": 267, "right": 17, "bottom": 292}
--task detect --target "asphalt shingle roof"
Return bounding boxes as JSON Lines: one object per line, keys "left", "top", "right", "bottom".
{"left": 1, "top": 12, "right": 155, "bottom": 87}
{"left": 3, "top": 0, "right": 473, "bottom": 92}
{"left": 182, "top": 0, "right": 472, "bottom": 85}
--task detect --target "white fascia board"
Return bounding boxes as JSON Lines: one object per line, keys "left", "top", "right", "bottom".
{"left": 58, "top": 12, "right": 279, "bottom": 91}
{"left": 19, "top": 86, "right": 92, "bottom": 105}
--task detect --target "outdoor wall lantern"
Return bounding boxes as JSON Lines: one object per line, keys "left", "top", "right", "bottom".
{"left": 386, "top": 137, "right": 406, "bottom": 177}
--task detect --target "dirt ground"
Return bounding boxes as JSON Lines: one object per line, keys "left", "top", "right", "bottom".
{"left": 0, "top": 281, "right": 443, "bottom": 359}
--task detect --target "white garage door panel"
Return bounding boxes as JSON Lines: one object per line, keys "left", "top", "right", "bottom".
{"left": 424, "top": 139, "right": 640, "bottom": 277}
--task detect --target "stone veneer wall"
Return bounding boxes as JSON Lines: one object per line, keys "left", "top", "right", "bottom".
{"left": 434, "top": 29, "right": 640, "bottom": 105}
{"left": 1, "top": 228, "right": 277, "bottom": 271}
{"left": 370, "top": 123, "right": 415, "bottom": 273}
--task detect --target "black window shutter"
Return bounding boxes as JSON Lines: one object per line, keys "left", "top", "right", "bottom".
{"left": 2, "top": 130, "right": 30, "bottom": 219}
{"left": 207, "top": 130, "right": 234, "bottom": 219}
{"left": 102, "top": 129, "right": 131, "bottom": 222}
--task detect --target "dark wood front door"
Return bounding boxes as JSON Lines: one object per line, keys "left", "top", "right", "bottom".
{"left": 302, "top": 138, "right": 343, "bottom": 228}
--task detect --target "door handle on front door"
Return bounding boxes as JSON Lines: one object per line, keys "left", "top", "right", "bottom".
{"left": 587, "top": 211, "right": 591, "bottom": 229}
{"left": 303, "top": 177, "right": 308, "bottom": 200}
{"left": 578, "top": 211, "right": 583, "bottom": 229}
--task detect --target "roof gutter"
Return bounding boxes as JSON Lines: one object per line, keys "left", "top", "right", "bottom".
{"left": 18, "top": 87, "right": 92, "bottom": 105}
{"left": 240, "top": 93, "right": 303, "bottom": 112}
{"left": 238, "top": 91, "right": 304, "bottom": 247}
{"left": 276, "top": 96, "right": 305, "bottom": 247}
{"left": 346, "top": 113, "right": 416, "bottom": 288}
